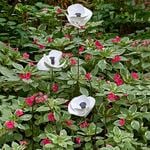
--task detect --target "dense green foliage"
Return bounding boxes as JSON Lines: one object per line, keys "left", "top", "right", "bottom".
{"left": 0, "top": 0, "right": 149, "bottom": 149}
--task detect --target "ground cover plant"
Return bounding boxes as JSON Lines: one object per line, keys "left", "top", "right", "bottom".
{"left": 0, "top": 1, "right": 150, "bottom": 150}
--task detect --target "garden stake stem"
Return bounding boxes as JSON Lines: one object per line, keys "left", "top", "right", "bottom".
{"left": 89, "top": 80, "right": 92, "bottom": 96}
{"left": 31, "top": 105, "right": 34, "bottom": 150}
{"left": 89, "top": 80, "right": 97, "bottom": 147}
{"left": 47, "top": 70, "right": 52, "bottom": 96}
{"left": 60, "top": 16, "right": 63, "bottom": 33}
{"left": 77, "top": 28, "right": 80, "bottom": 93}
{"left": 103, "top": 102, "right": 107, "bottom": 147}
{"left": 77, "top": 52, "right": 80, "bottom": 85}
{"left": 51, "top": 68, "right": 55, "bottom": 96}
{"left": 49, "top": 68, "right": 54, "bottom": 96}
{"left": 46, "top": 69, "right": 55, "bottom": 115}
{"left": 51, "top": 68, "right": 54, "bottom": 81}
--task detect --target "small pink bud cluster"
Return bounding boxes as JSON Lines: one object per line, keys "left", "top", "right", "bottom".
{"left": 95, "top": 40, "right": 104, "bottom": 50}
{"left": 41, "top": 138, "right": 52, "bottom": 145}
{"left": 48, "top": 112, "right": 56, "bottom": 122}
{"left": 107, "top": 92, "right": 119, "bottom": 102}
{"left": 4, "top": 120, "right": 15, "bottom": 129}
{"left": 79, "top": 121, "right": 89, "bottom": 128}
{"left": 113, "top": 73, "right": 124, "bottom": 86}
{"left": 25, "top": 92, "right": 48, "bottom": 106}
{"left": 19, "top": 72, "right": 31, "bottom": 80}
{"left": 112, "top": 36, "right": 121, "bottom": 43}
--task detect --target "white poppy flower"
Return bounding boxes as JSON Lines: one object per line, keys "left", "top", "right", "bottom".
{"left": 66, "top": 4, "right": 92, "bottom": 28}
{"left": 68, "top": 95, "right": 95, "bottom": 117}
{"left": 37, "top": 50, "right": 65, "bottom": 70}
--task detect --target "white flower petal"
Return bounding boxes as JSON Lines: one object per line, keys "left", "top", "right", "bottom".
{"left": 68, "top": 95, "right": 95, "bottom": 117}
{"left": 67, "top": 16, "right": 87, "bottom": 28}
{"left": 66, "top": 15, "right": 80, "bottom": 28}
{"left": 48, "top": 60, "right": 66, "bottom": 69}
{"left": 37, "top": 54, "right": 50, "bottom": 71}
{"left": 48, "top": 50, "right": 63, "bottom": 66}
{"left": 66, "top": 4, "right": 92, "bottom": 28}
{"left": 68, "top": 104, "right": 81, "bottom": 116}
{"left": 67, "top": 4, "right": 85, "bottom": 17}
{"left": 87, "top": 96, "right": 95, "bottom": 110}
{"left": 37, "top": 50, "right": 65, "bottom": 70}
{"left": 70, "top": 95, "right": 87, "bottom": 109}
{"left": 68, "top": 102, "right": 89, "bottom": 117}
{"left": 83, "top": 7, "right": 93, "bottom": 23}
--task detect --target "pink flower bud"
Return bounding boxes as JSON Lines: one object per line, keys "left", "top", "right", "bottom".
{"left": 41, "top": 138, "right": 52, "bottom": 145}
{"left": 15, "top": 109, "right": 24, "bottom": 117}
{"left": 85, "top": 72, "right": 92, "bottom": 80}
{"left": 75, "top": 137, "right": 81, "bottom": 144}
{"left": 23, "top": 52, "right": 30, "bottom": 59}
{"left": 4, "top": 120, "right": 15, "bottom": 129}
{"left": 48, "top": 112, "right": 56, "bottom": 122}
{"left": 119, "top": 118, "right": 125, "bottom": 126}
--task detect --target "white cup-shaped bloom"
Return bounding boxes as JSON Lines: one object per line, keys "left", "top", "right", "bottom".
{"left": 37, "top": 50, "right": 65, "bottom": 71}
{"left": 66, "top": 4, "right": 92, "bottom": 28}
{"left": 68, "top": 95, "right": 95, "bottom": 117}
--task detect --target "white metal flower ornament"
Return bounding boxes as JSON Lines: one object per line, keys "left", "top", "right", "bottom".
{"left": 68, "top": 95, "right": 95, "bottom": 117}
{"left": 37, "top": 50, "right": 65, "bottom": 71}
{"left": 66, "top": 4, "right": 92, "bottom": 28}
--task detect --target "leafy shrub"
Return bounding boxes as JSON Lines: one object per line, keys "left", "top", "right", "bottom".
{"left": 92, "top": 0, "right": 150, "bottom": 34}
{"left": 0, "top": 1, "right": 150, "bottom": 150}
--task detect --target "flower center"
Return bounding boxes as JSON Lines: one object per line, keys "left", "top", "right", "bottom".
{"left": 50, "top": 57, "right": 55, "bottom": 65}
{"left": 75, "top": 13, "right": 81, "bottom": 17}
{"left": 79, "top": 102, "right": 86, "bottom": 109}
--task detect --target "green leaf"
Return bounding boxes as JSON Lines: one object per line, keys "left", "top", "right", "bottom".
{"left": 120, "top": 68, "right": 130, "bottom": 81}
{"left": 7, "top": 21, "right": 16, "bottom": 26}
{"left": 131, "top": 59, "right": 140, "bottom": 65}
{"left": 113, "top": 126, "right": 121, "bottom": 136}
{"left": 113, "top": 136, "right": 121, "bottom": 143}
{"left": 123, "top": 141, "right": 135, "bottom": 150}
{"left": 20, "top": 114, "right": 32, "bottom": 121}
{"left": 80, "top": 87, "right": 89, "bottom": 96}
{"left": 2, "top": 144, "right": 11, "bottom": 150}
{"left": 36, "top": 106, "right": 48, "bottom": 113}
{"left": 98, "top": 60, "right": 107, "bottom": 71}
{"left": 12, "top": 63, "right": 24, "bottom": 70}
{"left": 84, "top": 137, "right": 91, "bottom": 142}
{"left": 129, "top": 105, "right": 137, "bottom": 113}
{"left": 55, "top": 98, "right": 68, "bottom": 105}
{"left": 85, "top": 142, "right": 93, "bottom": 149}
{"left": 45, "top": 143, "right": 54, "bottom": 148}
{"left": 111, "top": 48, "right": 126, "bottom": 56}
{"left": 141, "top": 52, "right": 150, "bottom": 58}
{"left": 145, "top": 131, "right": 150, "bottom": 140}
{"left": 17, "top": 124, "right": 26, "bottom": 130}
{"left": 0, "top": 18, "right": 6, "bottom": 23}
{"left": 131, "top": 120, "right": 140, "bottom": 131}
{"left": 0, "top": 65, "right": 16, "bottom": 78}
{"left": 142, "top": 63, "right": 150, "bottom": 69}
{"left": 60, "top": 129, "right": 67, "bottom": 136}
{"left": 143, "top": 112, "right": 150, "bottom": 121}
{"left": 11, "top": 142, "right": 19, "bottom": 148}
{"left": 96, "top": 139, "right": 104, "bottom": 147}
{"left": 113, "top": 62, "right": 124, "bottom": 69}
{"left": 71, "top": 66, "right": 77, "bottom": 75}
{"left": 87, "top": 123, "right": 96, "bottom": 135}
{"left": 65, "top": 44, "right": 75, "bottom": 50}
